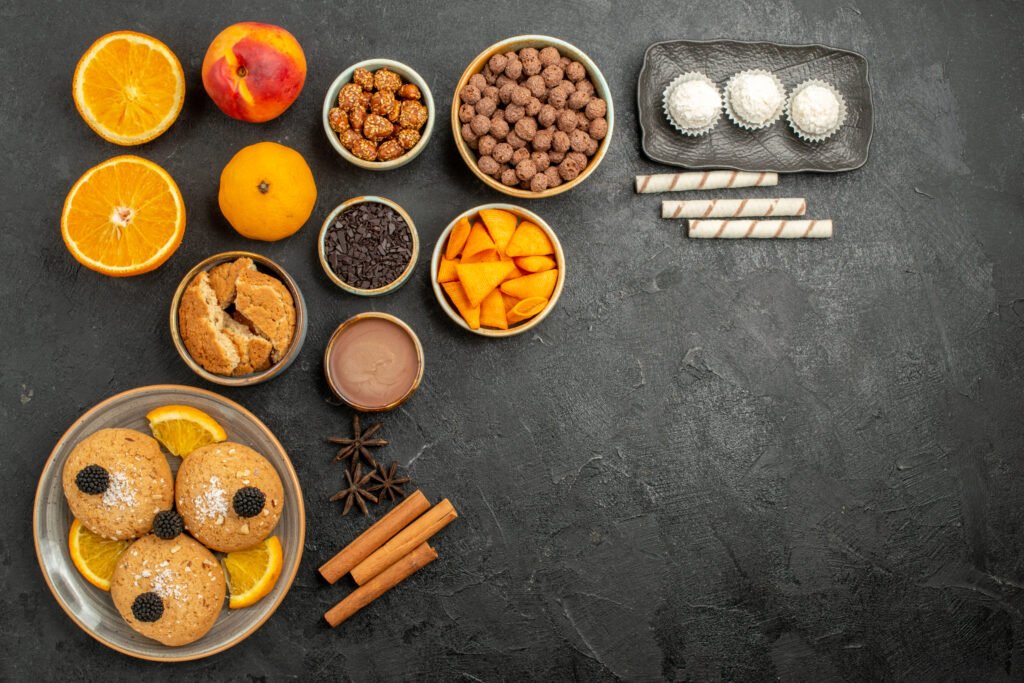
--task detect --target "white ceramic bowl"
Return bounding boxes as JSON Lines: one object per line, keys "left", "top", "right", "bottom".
{"left": 323, "top": 59, "right": 435, "bottom": 170}
{"left": 430, "top": 203, "right": 565, "bottom": 338}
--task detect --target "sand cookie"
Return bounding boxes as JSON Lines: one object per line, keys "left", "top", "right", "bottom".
{"left": 176, "top": 442, "right": 284, "bottom": 552}
{"left": 110, "top": 534, "right": 226, "bottom": 646}
{"left": 62, "top": 428, "right": 173, "bottom": 541}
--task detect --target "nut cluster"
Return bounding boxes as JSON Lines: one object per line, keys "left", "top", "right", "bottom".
{"left": 329, "top": 67, "right": 428, "bottom": 162}
{"left": 459, "top": 46, "right": 608, "bottom": 192}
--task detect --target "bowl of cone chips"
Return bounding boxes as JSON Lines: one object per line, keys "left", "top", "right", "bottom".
{"left": 431, "top": 204, "right": 565, "bottom": 337}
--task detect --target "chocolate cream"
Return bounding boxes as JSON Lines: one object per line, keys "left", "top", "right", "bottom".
{"left": 327, "top": 317, "right": 420, "bottom": 409}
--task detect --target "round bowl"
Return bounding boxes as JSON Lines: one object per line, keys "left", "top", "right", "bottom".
{"left": 323, "top": 312, "right": 425, "bottom": 411}
{"left": 317, "top": 196, "right": 420, "bottom": 296}
{"left": 451, "top": 35, "right": 614, "bottom": 199}
{"left": 430, "top": 203, "right": 566, "bottom": 337}
{"left": 169, "top": 251, "right": 308, "bottom": 386}
{"left": 33, "top": 384, "right": 305, "bottom": 661}
{"left": 323, "top": 59, "right": 435, "bottom": 171}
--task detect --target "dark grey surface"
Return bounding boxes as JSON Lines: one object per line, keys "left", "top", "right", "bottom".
{"left": 638, "top": 39, "right": 872, "bottom": 172}
{"left": 2, "top": 0, "right": 1022, "bottom": 680}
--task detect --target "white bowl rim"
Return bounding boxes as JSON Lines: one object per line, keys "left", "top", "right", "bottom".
{"left": 429, "top": 203, "right": 566, "bottom": 337}
{"left": 322, "top": 58, "right": 435, "bottom": 171}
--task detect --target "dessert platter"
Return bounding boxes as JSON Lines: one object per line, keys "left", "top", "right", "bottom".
{"left": 38, "top": 15, "right": 872, "bottom": 661}
{"left": 638, "top": 39, "right": 873, "bottom": 172}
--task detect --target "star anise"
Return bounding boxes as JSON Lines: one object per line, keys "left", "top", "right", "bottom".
{"left": 329, "top": 464, "right": 378, "bottom": 516}
{"left": 327, "top": 415, "right": 388, "bottom": 473}
{"left": 367, "top": 462, "right": 410, "bottom": 502}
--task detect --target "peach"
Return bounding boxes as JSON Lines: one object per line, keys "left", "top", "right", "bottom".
{"left": 202, "top": 22, "right": 306, "bottom": 123}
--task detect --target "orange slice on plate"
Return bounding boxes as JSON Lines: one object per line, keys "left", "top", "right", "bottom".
{"left": 146, "top": 404, "right": 227, "bottom": 457}
{"left": 223, "top": 536, "right": 283, "bottom": 609}
{"left": 73, "top": 31, "right": 185, "bottom": 145}
{"left": 68, "top": 518, "right": 131, "bottom": 591}
{"left": 61, "top": 155, "right": 185, "bottom": 277}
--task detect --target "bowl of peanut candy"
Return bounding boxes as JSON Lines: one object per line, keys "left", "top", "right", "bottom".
{"left": 324, "top": 59, "right": 434, "bottom": 170}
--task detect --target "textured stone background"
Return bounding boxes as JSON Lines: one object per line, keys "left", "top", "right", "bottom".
{"left": 2, "top": 0, "right": 1023, "bottom": 680}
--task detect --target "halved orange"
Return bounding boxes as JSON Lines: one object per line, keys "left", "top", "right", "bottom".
{"left": 68, "top": 518, "right": 131, "bottom": 591}
{"left": 61, "top": 155, "right": 185, "bottom": 276}
{"left": 223, "top": 536, "right": 283, "bottom": 609}
{"left": 73, "top": 31, "right": 185, "bottom": 146}
{"left": 146, "top": 404, "right": 227, "bottom": 457}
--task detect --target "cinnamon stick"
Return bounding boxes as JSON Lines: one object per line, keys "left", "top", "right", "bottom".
{"left": 324, "top": 543, "right": 437, "bottom": 628}
{"left": 350, "top": 499, "right": 457, "bottom": 586}
{"left": 318, "top": 490, "right": 431, "bottom": 584}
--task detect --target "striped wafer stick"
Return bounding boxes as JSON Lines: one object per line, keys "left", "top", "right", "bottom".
{"left": 662, "top": 198, "right": 807, "bottom": 219}
{"left": 635, "top": 170, "right": 778, "bottom": 194}
{"left": 688, "top": 219, "right": 832, "bottom": 239}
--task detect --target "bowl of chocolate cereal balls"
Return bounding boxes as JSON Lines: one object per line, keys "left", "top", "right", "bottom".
{"left": 452, "top": 35, "right": 614, "bottom": 198}
{"left": 324, "top": 59, "right": 434, "bottom": 170}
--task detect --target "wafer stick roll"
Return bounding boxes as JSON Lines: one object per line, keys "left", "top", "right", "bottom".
{"left": 688, "top": 219, "right": 832, "bottom": 239}
{"left": 636, "top": 170, "right": 778, "bottom": 194}
{"left": 662, "top": 197, "right": 806, "bottom": 219}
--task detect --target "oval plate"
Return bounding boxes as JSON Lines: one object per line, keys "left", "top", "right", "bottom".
{"left": 638, "top": 39, "right": 873, "bottom": 173}
{"left": 33, "top": 385, "right": 305, "bottom": 661}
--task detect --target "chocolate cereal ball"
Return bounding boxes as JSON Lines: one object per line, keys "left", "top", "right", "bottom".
{"left": 514, "top": 117, "right": 538, "bottom": 141}
{"left": 500, "top": 168, "right": 519, "bottom": 186}
{"left": 539, "top": 46, "right": 561, "bottom": 66}
{"left": 570, "top": 129, "right": 591, "bottom": 153}
{"left": 482, "top": 85, "right": 499, "bottom": 101}
{"left": 589, "top": 117, "right": 608, "bottom": 141}
{"left": 478, "top": 155, "right": 500, "bottom": 175}
{"left": 489, "top": 117, "right": 510, "bottom": 140}
{"left": 506, "top": 130, "right": 526, "bottom": 149}
{"left": 504, "top": 58, "right": 523, "bottom": 80}
{"left": 559, "top": 155, "right": 583, "bottom": 181}
{"left": 468, "top": 73, "right": 487, "bottom": 90}
{"left": 584, "top": 136, "right": 599, "bottom": 156}
{"left": 547, "top": 86, "right": 569, "bottom": 110}
{"left": 530, "top": 173, "right": 549, "bottom": 193}
{"left": 476, "top": 97, "right": 497, "bottom": 117}
{"left": 488, "top": 53, "right": 508, "bottom": 74}
{"left": 585, "top": 98, "right": 606, "bottom": 120}
{"left": 511, "top": 86, "right": 531, "bottom": 106}
{"left": 556, "top": 110, "right": 578, "bottom": 133}
{"left": 542, "top": 65, "right": 564, "bottom": 88}
{"left": 460, "top": 84, "right": 481, "bottom": 105}
{"left": 552, "top": 130, "right": 571, "bottom": 153}
{"left": 521, "top": 56, "right": 542, "bottom": 77}
{"left": 538, "top": 104, "right": 558, "bottom": 128}
{"left": 505, "top": 104, "right": 525, "bottom": 124}
{"left": 459, "top": 103, "right": 475, "bottom": 123}
{"left": 568, "top": 90, "right": 590, "bottom": 111}
{"left": 544, "top": 165, "right": 562, "bottom": 188}
{"left": 492, "top": 142, "right": 513, "bottom": 164}
{"left": 515, "top": 159, "right": 537, "bottom": 181}
{"left": 575, "top": 79, "right": 595, "bottom": 96}
{"left": 512, "top": 147, "right": 530, "bottom": 165}
{"left": 525, "top": 75, "right": 546, "bottom": 99}
{"left": 461, "top": 123, "right": 478, "bottom": 145}
{"left": 470, "top": 114, "right": 490, "bottom": 136}
{"left": 478, "top": 135, "right": 497, "bottom": 156}
{"left": 565, "top": 61, "right": 587, "bottom": 82}
{"left": 481, "top": 67, "right": 497, "bottom": 85}
{"left": 525, "top": 98, "right": 543, "bottom": 117}
{"left": 531, "top": 150, "right": 551, "bottom": 171}
{"left": 548, "top": 149, "right": 566, "bottom": 164}
{"left": 532, "top": 128, "right": 554, "bottom": 151}
{"left": 498, "top": 83, "right": 516, "bottom": 104}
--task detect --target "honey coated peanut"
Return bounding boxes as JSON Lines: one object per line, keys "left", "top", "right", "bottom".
{"left": 334, "top": 65, "right": 428, "bottom": 162}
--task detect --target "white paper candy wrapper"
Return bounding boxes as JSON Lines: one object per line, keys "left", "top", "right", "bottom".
{"left": 663, "top": 197, "right": 807, "bottom": 219}
{"left": 688, "top": 219, "right": 832, "bottom": 239}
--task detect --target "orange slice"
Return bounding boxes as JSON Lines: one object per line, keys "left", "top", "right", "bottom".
{"left": 68, "top": 518, "right": 131, "bottom": 591}
{"left": 223, "top": 536, "right": 283, "bottom": 609}
{"left": 146, "top": 404, "right": 227, "bottom": 457}
{"left": 73, "top": 31, "right": 185, "bottom": 145}
{"left": 61, "top": 155, "right": 185, "bottom": 277}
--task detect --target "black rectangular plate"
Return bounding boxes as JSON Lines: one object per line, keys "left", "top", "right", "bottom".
{"left": 638, "top": 39, "right": 873, "bottom": 173}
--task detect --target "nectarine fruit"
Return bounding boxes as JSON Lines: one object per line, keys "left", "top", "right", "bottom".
{"left": 202, "top": 22, "right": 306, "bottom": 123}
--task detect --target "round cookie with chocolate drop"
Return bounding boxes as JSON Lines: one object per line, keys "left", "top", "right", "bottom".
{"left": 62, "top": 429, "right": 173, "bottom": 541}
{"left": 175, "top": 442, "right": 284, "bottom": 552}
{"left": 110, "top": 534, "right": 226, "bottom": 646}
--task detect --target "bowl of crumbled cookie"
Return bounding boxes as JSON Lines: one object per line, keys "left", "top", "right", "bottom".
{"left": 170, "top": 252, "right": 308, "bottom": 386}
{"left": 323, "top": 59, "right": 434, "bottom": 170}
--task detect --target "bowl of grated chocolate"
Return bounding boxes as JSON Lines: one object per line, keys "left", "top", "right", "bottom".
{"left": 317, "top": 196, "right": 420, "bottom": 296}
